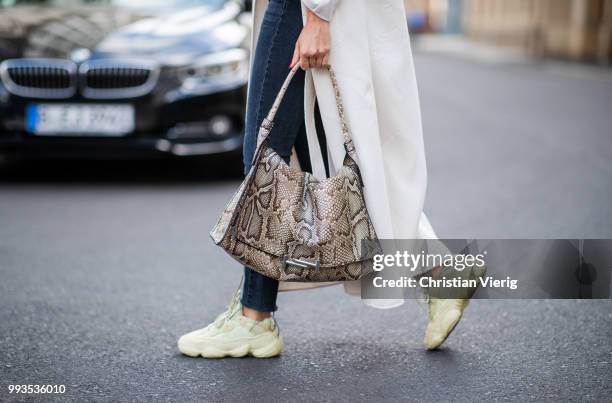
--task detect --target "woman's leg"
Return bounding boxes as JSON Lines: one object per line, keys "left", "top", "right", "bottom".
{"left": 241, "top": 268, "right": 279, "bottom": 319}
{"left": 240, "top": 0, "right": 306, "bottom": 317}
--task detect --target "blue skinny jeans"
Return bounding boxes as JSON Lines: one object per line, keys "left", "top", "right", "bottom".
{"left": 240, "top": 0, "right": 305, "bottom": 312}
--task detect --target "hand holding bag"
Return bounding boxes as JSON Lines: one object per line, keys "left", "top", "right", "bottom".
{"left": 210, "top": 64, "right": 381, "bottom": 282}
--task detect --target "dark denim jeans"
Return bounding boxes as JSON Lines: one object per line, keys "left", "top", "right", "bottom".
{"left": 241, "top": 0, "right": 305, "bottom": 312}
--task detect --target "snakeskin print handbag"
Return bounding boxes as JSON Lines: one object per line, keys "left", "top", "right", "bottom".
{"left": 210, "top": 64, "right": 381, "bottom": 282}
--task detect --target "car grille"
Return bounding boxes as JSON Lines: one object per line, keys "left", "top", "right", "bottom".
{"left": 79, "top": 60, "right": 160, "bottom": 99}
{"left": 0, "top": 59, "right": 77, "bottom": 98}
{"left": 0, "top": 58, "right": 159, "bottom": 99}
{"left": 85, "top": 68, "right": 150, "bottom": 89}
{"left": 8, "top": 67, "right": 71, "bottom": 88}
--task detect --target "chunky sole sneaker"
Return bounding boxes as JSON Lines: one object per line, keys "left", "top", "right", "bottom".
{"left": 178, "top": 282, "right": 283, "bottom": 358}
{"left": 423, "top": 298, "right": 468, "bottom": 350}
{"left": 178, "top": 327, "right": 283, "bottom": 358}
{"left": 422, "top": 263, "right": 486, "bottom": 350}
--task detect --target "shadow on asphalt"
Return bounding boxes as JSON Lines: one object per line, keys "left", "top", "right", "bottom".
{"left": 0, "top": 155, "right": 244, "bottom": 184}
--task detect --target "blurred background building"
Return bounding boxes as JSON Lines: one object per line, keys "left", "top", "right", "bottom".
{"left": 405, "top": 0, "right": 612, "bottom": 64}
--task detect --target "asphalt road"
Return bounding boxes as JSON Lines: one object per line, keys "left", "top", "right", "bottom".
{"left": 1, "top": 51, "right": 611, "bottom": 402}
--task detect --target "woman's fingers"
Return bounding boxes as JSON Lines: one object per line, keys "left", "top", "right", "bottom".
{"left": 300, "top": 56, "right": 326, "bottom": 70}
{"left": 300, "top": 47, "right": 314, "bottom": 70}
{"left": 296, "top": 29, "right": 330, "bottom": 67}
{"left": 294, "top": 9, "right": 330, "bottom": 70}
{"left": 322, "top": 53, "right": 330, "bottom": 67}
{"left": 317, "top": 55, "right": 326, "bottom": 68}
{"left": 299, "top": 48, "right": 327, "bottom": 69}
{"left": 290, "top": 42, "right": 300, "bottom": 68}
{"left": 300, "top": 56, "right": 310, "bottom": 70}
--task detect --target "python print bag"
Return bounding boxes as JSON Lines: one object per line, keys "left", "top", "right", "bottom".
{"left": 210, "top": 64, "right": 381, "bottom": 282}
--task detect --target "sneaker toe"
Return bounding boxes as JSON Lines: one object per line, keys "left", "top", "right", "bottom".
{"left": 424, "top": 307, "right": 463, "bottom": 350}
{"left": 177, "top": 330, "right": 206, "bottom": 357}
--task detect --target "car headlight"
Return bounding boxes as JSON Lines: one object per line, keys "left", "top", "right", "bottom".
{"left": 173, "top": 48, "right": 248, "bottom": 91}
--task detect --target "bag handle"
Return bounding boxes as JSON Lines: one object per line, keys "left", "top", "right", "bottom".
{"left": 254, "top": 64, "right": 357, "bottom": 164}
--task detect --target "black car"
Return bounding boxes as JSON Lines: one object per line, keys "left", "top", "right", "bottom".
{"left": 0, "top": 0, "right": 251, "bottom": 159}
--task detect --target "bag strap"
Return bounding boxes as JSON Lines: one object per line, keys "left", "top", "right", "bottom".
{"left": 254, "top": 64, "right": 357, "bottom": 164}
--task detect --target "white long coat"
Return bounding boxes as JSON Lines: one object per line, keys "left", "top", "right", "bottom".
{"left": 250, "top": 0, "right": 438, "bottom": 308}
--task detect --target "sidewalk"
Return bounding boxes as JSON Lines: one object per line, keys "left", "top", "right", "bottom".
{"left": 413, "top": 34, "right": 612, "bottom": 83}
{"left": 413, "top": 34, "right": 530, "bottom": 64}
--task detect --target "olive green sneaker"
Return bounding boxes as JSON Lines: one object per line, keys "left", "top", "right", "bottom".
{"left": 423, "top": 263, "right": 486, "bottom": 350}
{"left": 178, "top": 286, "right": 283, "bottom": 358}
{"left": 423, "top": 297, "right": 469, "bottom": 350}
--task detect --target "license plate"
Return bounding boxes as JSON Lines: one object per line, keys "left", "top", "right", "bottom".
{"left": 26, "top": 103, "right": 135, "bottom": 136}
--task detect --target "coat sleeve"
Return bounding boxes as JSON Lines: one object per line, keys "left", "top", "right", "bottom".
{"left": 301, "top": 0, "right": 338, "bottom": 21}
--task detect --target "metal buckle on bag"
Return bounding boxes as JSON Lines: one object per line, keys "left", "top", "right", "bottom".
{"left": 283, "top": 257, "right": 320, "bottom": 270}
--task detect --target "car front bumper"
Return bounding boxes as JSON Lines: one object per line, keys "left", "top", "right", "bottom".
{"left": 0, "top": 82, "right": 246, "bottom": 159}
{"left": 0, "top": 132, "right": 243, "bottom": 159}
